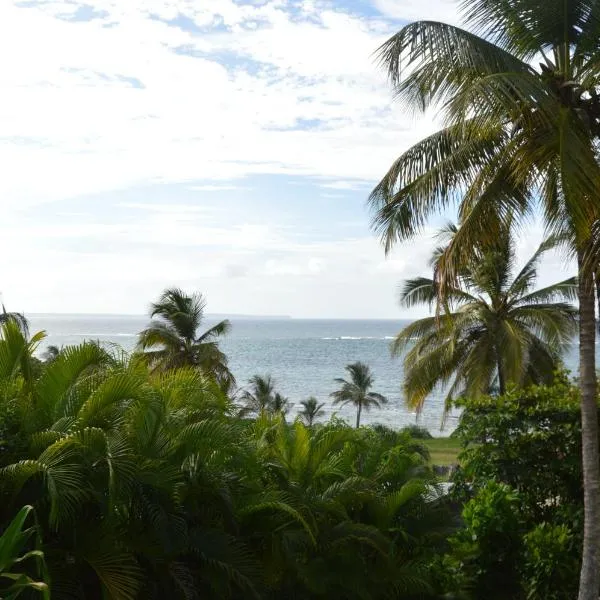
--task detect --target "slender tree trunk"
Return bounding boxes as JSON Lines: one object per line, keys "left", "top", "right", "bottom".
{"left": 578, "top": 260, "right": 600, "bottom": 600}
{"left": 496, "top": 354, "right": 506, "bottom": 396}
{"left": 356, "top": 403, "right": 362, "bottom": 429}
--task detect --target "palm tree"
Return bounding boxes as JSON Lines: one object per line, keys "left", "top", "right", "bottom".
{"left": 41, "top": 345, "right": 60, "bottom": 363}
{"left": 370, "top": 5, "right": 600, "bottom": 595}
{"left": 239, "top": 374, "right": 276, "bottom": 417}
{"left": 271, "top": 392, "right": 292, "bottom": 416}
{"left": 137, "top": 288, "right": 234, "bottom": 389}
{"left": 299, "top": 396, "right": 325, "bottom": 426}
{"left": 0, "top": 305, "right": 29, "bottom": 338}
{"left": 330, "top": 362, "right": 387, "bottom": 428}
{"left": 395, "top": 226, "right": 577, "bottom": 417}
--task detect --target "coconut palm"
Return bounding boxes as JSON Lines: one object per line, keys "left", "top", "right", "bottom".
{"left": 299, "top": 396, "right": 325, "bottom": 426}
{"left": 137, "top": 288, "right": 234, "bottom": 389}
{"left": 395, "top": 225, "right": 577, "bottom": 417}
{"left": 330, "top": 362, "right": 387, "bottom": 428}
{"left": 370, "top": 4, "right": 600, "bottom": 594}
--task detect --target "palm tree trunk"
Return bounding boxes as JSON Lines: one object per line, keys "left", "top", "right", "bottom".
{"left": 578, "top": 260, "right": 600, "bottom": 600}
{"left": 356, "top": 403, "right": 362, "bottom": 429}
{"left": 496, "top": 354, "right": 506, "bottom": 396}
{"left": 595, "top": 269, "right": 600, "bottom": 334}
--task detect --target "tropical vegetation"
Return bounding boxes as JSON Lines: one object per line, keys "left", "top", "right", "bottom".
{"left": 0, "top": 505, "right": 48, "bottom": 599}
{"left": 4, "top": 0, "right": 600, "bottom": 594}
{"left": 394, "top": 224, "right": 577, "bottom": 415}
{"left": 370, "top": 1, "right": 600, "bottom": 595}
{"left": 0, "top": 319, "right": 455, "bottom": 599}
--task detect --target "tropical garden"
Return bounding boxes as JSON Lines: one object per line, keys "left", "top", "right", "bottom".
{"left": 1, "top": 0, "right": 600, "bottom": 598}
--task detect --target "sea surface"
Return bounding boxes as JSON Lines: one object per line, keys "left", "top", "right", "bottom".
{"left": 27, "top": 314, "right": 590, "bottom": 435}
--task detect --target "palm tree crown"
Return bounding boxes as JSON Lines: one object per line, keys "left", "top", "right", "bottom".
{"left": 0, "top": 305, "right": 29, "bottom": 338}
{"left": 239, "top": 374, "right": 276, "bottom": 416}
{"left": 299, "top": 396, "right": 326, "bottom": 427}
{"left": 137, "top": 288, "right": 234, "bottom": 389}
{"left": 238, "top": 375, "right": 293, "bottom": 417}
{"left": 330, "top": 362, "right": 387, "bottom": 428}
{"left": 395, "top": 226, "right": 577, "bottom": 417}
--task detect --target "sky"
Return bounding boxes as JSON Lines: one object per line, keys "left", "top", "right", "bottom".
{"left": 0, "top": 0, "right": 574, "bottom": 318}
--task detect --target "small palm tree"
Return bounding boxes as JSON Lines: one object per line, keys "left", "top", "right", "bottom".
{"left": 137, "top": 288, "right": 234, "bottom": 388}
{"left": 239, "top": 375, "right": 276, "bottom": 417}
{"left": 41, "top": 345, "right": 60, "bottom": 363}
{"left": 299, "top": 397, "right": 325, "bottom": 427}
{"left": 394, "top": 227, "right": 577, "bottom": 418}
{"left": 272, "top": 392, "right": 292, "bottom": 416}
{"left": 330, "top": 363, "right": 387, "bottom": 428}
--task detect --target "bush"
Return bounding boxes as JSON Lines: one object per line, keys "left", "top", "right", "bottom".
{"left": 522, "top": 523, "right": 578, "bottom": 600}
{"left": 399, "top": 424, "right": 433, "bottom": 439}
{"left": 443, "top": 482, "right": 523, "bottom": 600}
{"left": 440, "top": 376, "right": 585, "bottom": 599}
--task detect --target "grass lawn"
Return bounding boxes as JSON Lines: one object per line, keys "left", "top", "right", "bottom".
{"left": 423, "top": 437, "right": 462, "bottom": 466}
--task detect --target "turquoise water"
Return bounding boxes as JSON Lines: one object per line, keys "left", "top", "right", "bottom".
{"left": 27, "top": 314, "right": 588, "bottom": 434}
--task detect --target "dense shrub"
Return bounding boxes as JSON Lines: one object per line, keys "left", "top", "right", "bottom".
{"left": 440, "top": 376, "right": 586, "bottom": 599}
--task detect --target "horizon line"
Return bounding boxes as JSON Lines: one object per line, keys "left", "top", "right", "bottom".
{"left": 24, "top": 312, "right": 408, "bottom": 321}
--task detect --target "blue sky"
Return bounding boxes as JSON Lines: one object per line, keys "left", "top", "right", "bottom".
{"left": 0, "top": 0, "right": 572, "bottom": 318}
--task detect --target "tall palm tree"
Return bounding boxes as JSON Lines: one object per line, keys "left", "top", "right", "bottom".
{"left": 395, "top": 225, "right": 577, "bottom": 417}
{"left": 137, "top": 288, "right": 234, "bottom": 389}
{"left": 370, "top": 5, "right": 600, "bottom": 595}
{"left": 299, "top": 396, "right": 325, "bottom": 427}
{"left": 330, "top": 362, "right": 387, "bottom": 428}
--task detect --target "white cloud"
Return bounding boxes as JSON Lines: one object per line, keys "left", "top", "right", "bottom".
{"left": 0, "top": 0, "right": 443, "bottom": 208}
{"left": 188, "top": 184, "right": 250, "bottom": 192}
{"left": 320, "top": 180, "right": 370, "bottom": 190}
{"left": 0, "top": 0, "right": 568, "bottom": 320}
{"left": 373, "top": 0, "right": 462, "bottom": 25}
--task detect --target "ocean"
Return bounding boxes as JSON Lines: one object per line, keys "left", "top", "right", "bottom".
{"left": 27, "top": 314, "right": 588, "bottom": 435}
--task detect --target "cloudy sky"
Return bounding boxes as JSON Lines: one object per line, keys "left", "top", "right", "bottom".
{"left": 0, "top": 0, "right": 573, "bottom": 318}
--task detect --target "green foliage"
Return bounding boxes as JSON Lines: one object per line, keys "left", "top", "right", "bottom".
{"left": 0, "top": 505, "right": 48, "bottom": 599}
{"left": 446, "top": 482, "right": 523, "bottom": 600}
{"left": 0, "top": 322, "right": 452, "bottom": 599}
{"left": 400, "top": 424, "right": 433, "bottom": 439}
{"left": 452, "top": 375, "right": 583, "bottom": 524}
{"left": 440, "top": 378, "right": 585, "bottom": 599}
{"left": 522, "top": 523, "right": 579, "bottom": 600}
